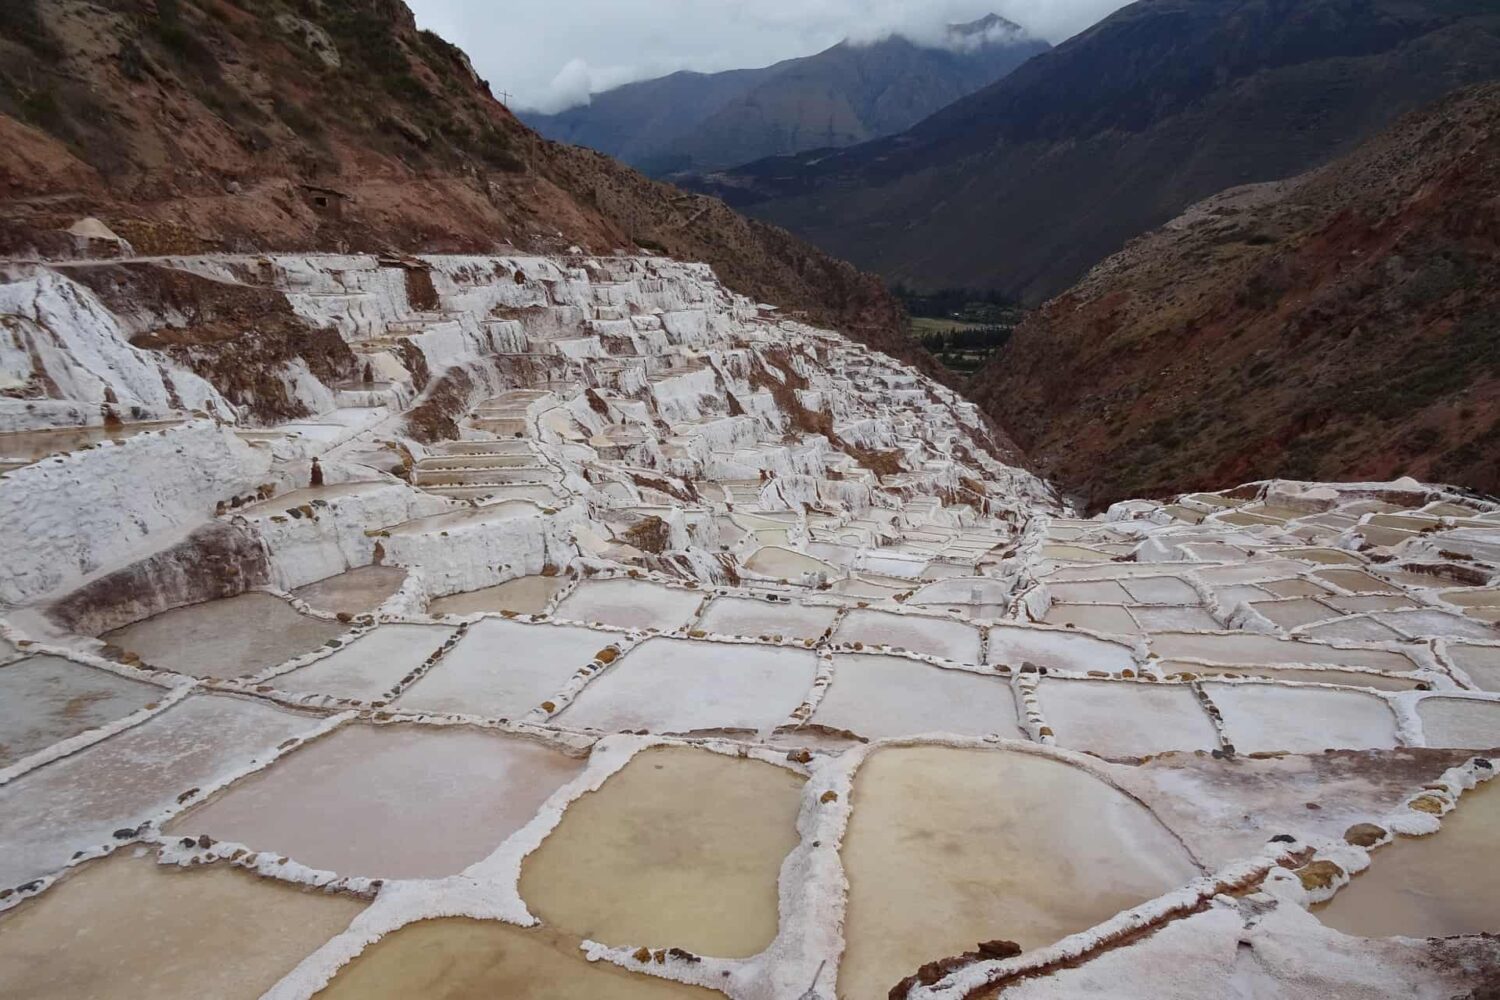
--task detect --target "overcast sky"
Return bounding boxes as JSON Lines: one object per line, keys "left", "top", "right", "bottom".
{"left": 405, "top": 0, "right": 1130, "bottom": 113}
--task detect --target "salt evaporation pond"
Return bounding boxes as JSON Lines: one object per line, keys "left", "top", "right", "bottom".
{"left": 317, "top": 919, "right": 723, "bottom": 999}
{"left": 103, "top": 594, "right": 348, "bottom": 678}
{"left": 0, "top": 854, "right": 364, "bottom": 1000}
{"left": 1207, "top": 683, "right": 1399, "bottom": 753}
{"left": 1450, "top": 644, "right": 1500, "bottom": 692}
{"left": 396, "top": 619, "right": 610, "bottom": 719}
{"left": 695, "top": 595, "right": 838, "bottom": 640}
{"left": 272, "top": 624, "right": 455, "bottom": 701}
{"left": 810, "top": 654, "right": 1024, "bottom": 740}
{"left": 1162, "top": 663, "right": 1421, "bottom": 692}
{"left": 0, "top": 656, "right": 164, "bottom": 766}
{"left": 987, "top": 623, "right": 1136, "bottom": 673}
{"left": 832, "top": 609, "right": 982, "bottom": 663}
{"left": 555, "top": 638, "right": 816, "bottom": 734}
{"left": 838, "top": 746, "right": 1199, "bottom": 1000}
{"left": 291, "top": 566, "right": 408, "bottom": 615}
{"left": 518, "top": 746, "right": 804, "bottom": 957}
{"left": 1317, "top": 781, "right": 1500, "bottom": 938}
{"left": 552, "top": 579, "right": 703, "bottom": 631}
{"left": 427, "top": 575, "right": 569, "bottom": 616}
{"left": 1148, "top": 632, "right": 1417, "bottom": 672}
{"left": 0, "top": 694, "right": 321, "bottom": 887}
{"left": 166, "top": 724, "right": 584, "bottom": 879}
{"left": 1037, "top": 679, "right": 1220, "bottom": 757}
{"left": 1416, "top": 697, "right": 1500, "bottom": 749}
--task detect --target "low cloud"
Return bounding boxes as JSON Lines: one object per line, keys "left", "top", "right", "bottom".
{"left": 407, "top": 0, "right": 1129, "bottom": 113}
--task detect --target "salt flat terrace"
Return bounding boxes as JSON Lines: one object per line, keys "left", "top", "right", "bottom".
{"left": 0, "top": 252, "right": 1498, "bottom": 999}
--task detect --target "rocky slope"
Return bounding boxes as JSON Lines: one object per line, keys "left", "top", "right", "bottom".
{"left": 694, "top": 0, "right": 1500, "bottom": 304}
{"left": 523, "top": 15, "right": 1047, "bottom": 177}
{"left": 0, "top": 0, "right": 926, "bottom": 371}
{"left": 971, "top": 83, "right": 1500, "bottom": 509}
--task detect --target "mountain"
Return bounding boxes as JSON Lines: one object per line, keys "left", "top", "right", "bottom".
{"left": 0, "top": 0, "right": 925, "bottom": 372}
{"left": 969, "top": 82, "right": 1500, "bottom": 509}
{"left": 522, "top": 15, "right": 1048, "bottom": 176}
{"left": 695, "top": 0, "right": 1500, "bottom": 304}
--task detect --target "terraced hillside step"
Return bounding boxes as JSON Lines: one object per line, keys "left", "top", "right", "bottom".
{"left": 414, "top": 455, "right": 543, "bottom": 471}
{"left": 412, "top": 467, "right": 561, "bottom": 487}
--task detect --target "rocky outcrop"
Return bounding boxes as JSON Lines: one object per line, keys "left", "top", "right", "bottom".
{"left": 47, "top": 521, "right": 269, "bottom": 635}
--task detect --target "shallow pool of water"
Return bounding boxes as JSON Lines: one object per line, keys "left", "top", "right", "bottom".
{"left": 316, "top": 918, "right": 723, "bottom": 999}
{"left": 167, "top": 724, "right": 584, "bottom": 879}
{"left": 0, "top": 656, "right": 163, "bottom": 767}
{"left": 519, "top": 746, "right": 804, "bottom": 957}
{"left": 1315, "top": 780, "right": 1500, "bottom": 938}
{"left": 428, "top": 575, "right": 569, "bottom": 616}
{"left": 0, "top": 854, "right": 364, "bottom": 1000}
{"left": 838, "top": 746, "right": 1198, "bottom": 1000}
{"left": 104, "top": 594, "right": 348, "bottom": 678}
{"left": 292, "top": 566, "right": 408, "bottom": 615}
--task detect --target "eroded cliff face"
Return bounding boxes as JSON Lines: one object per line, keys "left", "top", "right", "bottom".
{"left": 0, "top": 0, "right": 928, "bottom": 374}
{"left": 973, "top": 83, "right": 1500, "bottom": 510}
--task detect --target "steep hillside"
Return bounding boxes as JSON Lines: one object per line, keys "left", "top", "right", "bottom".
{"left": 971, "top": 83, "right": 1500, "bottom": 508}
{"left": 0, "top": 0, "right": 924, "bottom": 370}
{"left": 696, "top": 0, "right": 1500, "bottom": 304}
{"left": 524, "top": 16, "right": 1047, "bottom": 177}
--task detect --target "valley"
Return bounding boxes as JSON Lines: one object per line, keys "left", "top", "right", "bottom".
{"left": 0, "top": 1, "right": 1498, "bottom": 998}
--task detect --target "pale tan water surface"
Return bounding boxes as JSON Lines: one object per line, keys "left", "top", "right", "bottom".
{"left": 429, "top": 574, "right": 569, "bottom": 615}
{"left": 518, "top": 746, "right": 804, "bottom": 957}
{"left": 292, "top": 566, "right": 408, "bottom": 615}
{"left": 167, "top": 724, "right": 585, "bottom": 878}
{"left": 838, "top": 746, "right": 1199, "bottom": 1000}
{"left": 0, "top": 854, "right": 364, "bottom": 1000}
{"left": 316, "top": 919, "right": 723, "bottom": 999}
{"left": 1316, "top": 780, "right": 1500, "bottom": 938}
{"left": 104, "top": 594, "right": 347, "bottom": 678}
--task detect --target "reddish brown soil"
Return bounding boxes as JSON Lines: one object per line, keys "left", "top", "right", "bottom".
{"left": 972, "top": 84, "right": 1500, "bottom": 510}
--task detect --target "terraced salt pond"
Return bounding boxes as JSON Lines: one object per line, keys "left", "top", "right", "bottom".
{"left": 986, "top": 624, "right": 1136, "bottom": 673}
{"left": 556, "top": 638, "right": 816, "bottom": 734}
{"left": 166, "top": 724, "right": 584, "bottom": 878}
{"left": 1450, "top": 644, "right": 1500, "bottom": 692}
{"left": 1317, "top": 781, "right": 1500, "bottom": 938}
{"left": 7, "top": 250, "right": 1500, "bottom": 998}
{"left": 839, "top": 746, "right": 1199, "bottom": 999}
{"left": 0, "top": 695, "right": 320, "bottom": 886}
{"left": 1208, "top": 683, "right": 1399, "bottom": 752}
{"left": 317, "top": 919, "right": 722, "bottom": 999}
{"left": 0, "top": 854, "right": 364, "bottom": 1000}
{"left": 272, "top": 624, "right": 456, "bottom": 701}
{"left": 809, "top": 654, "right": 1024, "bottom": 740}
{"left": 427, "top": 575, "right": 569, "bottom": 616}
{"left": 1147, "top": 632, "right": 1418, "bottom": 672}
{"left": 696, "top": 595, "right": 838, "bottom": 640}
{"left": 552, "top": 579, "right": 703, "bottom": 631}
{"left": 1037, "top": 680, "right": 1220, "bottom": 757}
{"left": 518, "top": 746, "right": 804, "bottom": 957}
{"left": 103, "top": 594, "right": 348, "bottom": 678}
{"left": 0, "top": 656, "right": 164, "bottom": 766}
{"left": 291, "top": 567, "right": 408, "bottom": 615}
{"left": 396, "top": 619, "right": 609, "bottom": 718}
{"left": 1416, "top": 698, "right": 1500, "bottom": 749}
{"left": 832, "top": 609, "right": 982, "bottom": 662}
